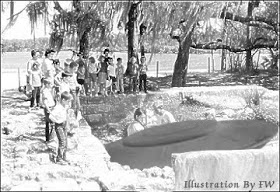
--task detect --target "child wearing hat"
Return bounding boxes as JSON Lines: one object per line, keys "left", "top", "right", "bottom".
{"left": 29, "top": 62, "right": 43, "bottom": 111}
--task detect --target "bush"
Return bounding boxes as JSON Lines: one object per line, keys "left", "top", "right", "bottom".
{"left": 240, "top": 87, "right": 266, "bottom": 108}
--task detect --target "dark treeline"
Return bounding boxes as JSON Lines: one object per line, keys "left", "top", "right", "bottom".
{"left": 2, "top": 35, "right": 212, "bottom": 54}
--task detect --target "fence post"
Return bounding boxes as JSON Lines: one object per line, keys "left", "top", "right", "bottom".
{"left": 212, "top": 59, "right": 215, "bottom": 73}
{"left": 18, "top": 68, "right": 21, "bottom": 87}
{"left": 156, "top": 61, "right": 159, "bottom": 78}
{"left": 208, "top": 57, "right": 211, "bottom": 74}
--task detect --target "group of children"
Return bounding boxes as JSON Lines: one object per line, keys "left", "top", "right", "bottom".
{"left": 83, "top": 48, "right": 149, "bottom": 96}
{"left": 25, "top": 47, "right": 149, "bottom": 165}
{"left": 86, "top": 48, "right": 126, "bottom": 96}
{"left": 26, "top": 48, "right": 83, "bottom": 165}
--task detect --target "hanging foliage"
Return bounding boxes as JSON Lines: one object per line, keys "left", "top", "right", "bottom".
{"left": 26, "top": 1, "right": 48, "bottom": 34}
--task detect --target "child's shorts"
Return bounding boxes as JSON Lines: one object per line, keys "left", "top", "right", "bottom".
{"left": 98, "top": 72, "right": 107, "bottom": 84}
{"left": 77, "top": 79, "right": 85, "bottom": 85}
{"left": 109, "top": 76, "right": 117, "bottom": 83}
{"left": 89, "top": 73, "right": 98, "bottom": 83}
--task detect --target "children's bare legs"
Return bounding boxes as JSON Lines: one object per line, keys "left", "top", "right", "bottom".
{"left": 100, "top": 83, "right": 107, "bottom": 96}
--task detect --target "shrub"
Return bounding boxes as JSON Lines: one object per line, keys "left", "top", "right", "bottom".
{"left": 240, "top": 87, "right": 266, "bottom": 108}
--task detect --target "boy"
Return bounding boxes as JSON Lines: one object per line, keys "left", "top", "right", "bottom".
{"left": 41, "top": 78, "right": 56, "bottom": 142}
{"left": 107, "top": 57, "right": 117, "bottom": 94}
{"left": 116, "top": 58, "right": 125, "bottom": 94}
{"left": 41, "top": 49, "right": 56, "bottom": 84}
{"left": 48, "top": 91, "right": 73, "bottom": 165}
{"left": 129, "top": 56, "right": 139, "bottom": 94}
{"left": 29, "top": 62, "right": 42, "bottom": 110}
{"left": 68, "top": 61, "right": 81, "bottom": 118}
{"left": 98, "top": 55, "right": 109, "bottom": 96}
{"left": 139, "top": 56, "right": 148, "bottom": 93}
{"left": 77, "top": 62, "right": 86, "bottom": 95}
{"left": 88, "top": 56, "right": 100, "bottom": 97}
{"left": 54, "top": 66, "right": 64, "bottom": 95}
{"left": 127, "top": 108, "right": 146, "bottom": 136}
{"left": 152, "top": 101, "right": 176, "bottom": 125}
{"left": 59, "top": 71, "right": 72, "bottom": 95}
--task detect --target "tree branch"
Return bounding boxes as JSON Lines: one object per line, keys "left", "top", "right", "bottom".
{"left": 191, "top": 41, "right": 278, "bottom": 53}
{"left": 220, "top": 10, "right": 279, "bottom": 31}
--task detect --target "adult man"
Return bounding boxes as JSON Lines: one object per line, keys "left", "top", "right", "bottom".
{"left": 152, "top": 101, "right": 176, "bottom": 125}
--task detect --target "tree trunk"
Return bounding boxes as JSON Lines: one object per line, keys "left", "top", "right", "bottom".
{"left": 79, "top": 27, "right": 91, "bottom": 95}
{"left": 245, "top": 2, "right": 254, "bottom": 73}
{"left": 126, "top": 3, "right": 140, "bottom": 75}
{"left": 79, "top": 27, "right": 91, "bottom": 58}
{"left": 171, "top": 32, "right": 192, "bottom": 87}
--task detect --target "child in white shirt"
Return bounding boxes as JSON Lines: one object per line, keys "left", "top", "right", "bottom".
{"left": 107, "top": 58, "right": 117, "bottom": 94}
{"left": 48, "top": 91, "right": 73, "bottom": 165}
{"left": 41, "top": 78, "right": 56, "bottom": 142}
{"left": 29, "top": 62, "right": 42, "bottom": 110}
{"left": 88, "top": 57, "right": 100, "bottom": 97}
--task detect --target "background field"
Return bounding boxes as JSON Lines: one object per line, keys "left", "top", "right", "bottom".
{"left": 1, "top": 51, "right": 268, "bottom": 90}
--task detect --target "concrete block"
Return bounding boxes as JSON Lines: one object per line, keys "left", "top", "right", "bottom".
{"left": 172, "top": 148, "right": 279, "bottom": 191}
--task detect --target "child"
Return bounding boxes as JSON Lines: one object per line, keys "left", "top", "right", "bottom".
{"left": 139, "top": 56, "right": 148, "bottom": 93}
{"left": 107, "top": 57, "right": 117, "bottom": 94}
{"left": 98, "top": 55, "right": 109, "bottom": 96}
{"left": 129, "top": 56, "right": 139, "bottom": 94}
{"left": 68, "top": 61, "right": 81, "bottom": 118}
{"left": 88, "top": 56, "right": 100, "bottom": 97}
{"left": 41, "top": 78, "right": 56, "bottom": 142}
{"left": 48, "top": 91, "right": 73, "bottom": 165}
{"left": 77, "top": 62, "right": 86, "bottom": 95}
{"left": 29, "top": 62, "right": 42, "bottom": 110}
{"left": 116, "top": 58, "right": 125, "bottom": 94}
{"left": 54, "top": 66, "right": 64, "bottom": 95}
{"left": 59, "top": 71, "right": 72, "bottom": 95}
{"left": 127, "top": 108, "right": 146, "bottom": 136}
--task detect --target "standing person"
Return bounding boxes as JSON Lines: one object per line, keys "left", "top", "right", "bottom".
{"left": 88, "top": 56, "right": 100, "bottom": 97}
{"left": 59, "top": 71, "right": 72, "bottom": 94}
{"left": 139, "top": 56, "right": 148, "bottom": 93}
{"left": 127, "top": 108, "right": 146, "bottom": 136}
{"left": 29, "top": 62, "right": 43, "bottom": 111}
{"left": 41, "top": 49, "right": 56, "bottom": 84}
{"left": 26, "top": 50, "right": 41, "bottom": 84}
{"left": 107, "top": 57, "right": 117, "bottom": 94}
{"left": 54, "top": 66, "right": 64, "bottom": 95}
{"left": 129, "top": 56, "right": 139, "bottom": 94}
{"left": 98, "top": 55, "right": 109, "bottom": 96}
{"left": 68, "top": 61, "right": 81, "bottom": 118}
{"left": 41, "top": 78, "right": 56, "bottom": 142}
{"left": 152, "top": 101, "right": 176, "bottom": 125}
{"left": 48, "top": 91, "right": 73, "bottom": 165}
{"left": 116, "top": 58, "right": 125, "bottom": 94}
{"left": 77, "top": 62, "right": 86, "bottom": 95}
{"left": 75, "top": 53, "right": 88, "bottom": 95}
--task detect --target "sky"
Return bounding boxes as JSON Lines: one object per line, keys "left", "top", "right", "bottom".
{"left": 1, "top": 1, "right": 223, "bottom": 40}
{"left": 1, "top": 1, "right": 72, "bottom": 40}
